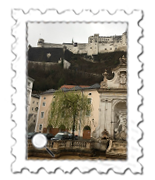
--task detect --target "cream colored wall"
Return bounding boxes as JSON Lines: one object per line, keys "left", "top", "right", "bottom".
{"left": 35, "top": 93, "right": 54, "bottom": 132}
{"left": 80, "top": 89, "right": 100, "bottom": 136}
{"left": 35, "top": 89, "right": 100, "bottom": 137}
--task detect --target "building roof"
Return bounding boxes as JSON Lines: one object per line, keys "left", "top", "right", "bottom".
{"left": 28, "top": 76, "right": 35, "bottom": 82}
{"left": 41, "top": 84, "right": 100, "bottom": 95}
{"left": 31, "top": 94, "right": 40, "bottom": 99}
{"left": 41, "top": 89, "right": 56, "bottom": 95}
{"left": 60, "top": 85, "right": 89, "bottom": 89}
{"left": 88, "top": 83, "right": 100, "bottom": 89}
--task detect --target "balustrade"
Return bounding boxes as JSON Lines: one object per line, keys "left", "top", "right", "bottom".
{"left": 28, "top": 139, "right": 92, "bottom": 151}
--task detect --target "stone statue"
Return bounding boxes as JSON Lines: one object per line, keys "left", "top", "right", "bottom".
{"left": 114, "top": 112, "right": 127, "bottom": 140}
{"left": 119, "top": 55, "right": 127, "bottom": 65}
{"left": 119, "top": 72, "right": 127, "bottom": 85}
{"left": 100, "top": 69, "right": 108, "bottom": 88}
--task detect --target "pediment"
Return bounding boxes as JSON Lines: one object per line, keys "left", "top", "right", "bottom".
{"left": 100, "top": 56, "right": 127, "bottom": 89}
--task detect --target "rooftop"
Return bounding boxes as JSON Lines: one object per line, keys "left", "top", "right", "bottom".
{"left": 40, "top": 84, "right": 100, "bottom": 95}
{"left": 31, "top": 94, "right": 40, "bottom": 99}
{"left": 60, "top": 85, "right": 89, "bottom": 89}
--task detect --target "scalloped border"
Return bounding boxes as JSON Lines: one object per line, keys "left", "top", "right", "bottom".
{"left": 4, "top": 4, "right": 150, "bottom": 179}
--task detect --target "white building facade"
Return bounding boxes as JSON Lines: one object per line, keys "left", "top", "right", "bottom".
{"left": 27, "top": 76, "right": 35, "bottom": 115}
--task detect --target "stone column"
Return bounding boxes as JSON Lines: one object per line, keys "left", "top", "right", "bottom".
{"left": 96, "top": 96, "right": 113, "bottom": 138}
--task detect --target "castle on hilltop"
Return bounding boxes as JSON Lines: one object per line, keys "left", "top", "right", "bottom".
{"left": 37, "top": 32, "right": 127, "bottom": 56}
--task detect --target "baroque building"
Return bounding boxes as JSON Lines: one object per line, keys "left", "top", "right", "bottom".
{"left": 28, "top": 94, "right": 40, "bottom": 132}
{"left": 94, "top": 55, "right": 127, "bottom": 140}
{"left": 37, "top": 32, "right": 127, "bottom": 56}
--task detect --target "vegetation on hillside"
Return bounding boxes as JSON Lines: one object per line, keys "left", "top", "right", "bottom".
{"left": 27, "top": 50, "right": 127, "bottom": 93}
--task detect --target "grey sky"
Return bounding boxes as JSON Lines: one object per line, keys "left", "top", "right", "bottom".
{"left": 27, "top": 22, "right": 127, "bottom": 47}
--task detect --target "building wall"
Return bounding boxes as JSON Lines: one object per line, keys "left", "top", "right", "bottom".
{"left": 28, "top": 96, "right": 40, "bottom": 132}
{"left": 27, "top": 77, "right": 34, "bottom": 114}
{"left": 35, "top": 89, "right": 100, "bottom": 137}
{"left": 37, "top": 32, "right": 127, "bottom": 56}
{"left": 29, "top": 96, "right": 40, "bottom": 114}
{"left": 81, "top": 89, "right": 100, "bottom": 136}
{"left": 35, "top": 93, "right": 54, "bottom": 132}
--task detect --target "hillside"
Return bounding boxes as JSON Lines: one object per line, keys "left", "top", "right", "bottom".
{"left": 27, "top": 47, "right": 127, "bottom": 93}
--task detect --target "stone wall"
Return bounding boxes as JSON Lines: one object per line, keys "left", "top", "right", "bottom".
{"left": 36, "top": 32, "right": 127, "bottom": 56}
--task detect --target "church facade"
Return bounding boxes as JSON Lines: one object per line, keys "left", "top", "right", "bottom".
{"left": 94, "top": 55, "right": 127, "bottom": 140}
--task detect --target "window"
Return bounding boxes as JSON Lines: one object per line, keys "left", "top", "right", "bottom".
{"left": 43, "top": 102, "right": 46, "bottom": 106}
{"left": 105, "top": 48, "right": 107, "bottom": 50}
{"left": 32, "top": 107, "right": 33, "bottom": 111}
{"left": 44, "top": 97, "right": 46, "bottom": 99}
{"left": 36, "top": 102, "right": 38, "bottom": 105}
{"left": 39, "top": 124, "right": 43, "bottom": 131}
{"left": 33, "top": 101, "right": 35, "bottom": 104}
{"left": 41, "top": 112, "right": 44, "bottom": 118}
{"left": 88, "top": 93, "right": 92, "bottom": 95}
{"left": 110, "top": 48, "right": 112, "bottom": 50}
{"left": 33, "top": 120, "right": 35, "bottom": 123}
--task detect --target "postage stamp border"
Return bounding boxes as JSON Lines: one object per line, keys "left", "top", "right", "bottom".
{"left": 4, "top": 4, "right": 150, "bottom": 178}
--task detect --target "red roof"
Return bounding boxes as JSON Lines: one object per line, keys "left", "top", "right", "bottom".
{"left": 60, "top": 85, "right": 90, "bottom": 89}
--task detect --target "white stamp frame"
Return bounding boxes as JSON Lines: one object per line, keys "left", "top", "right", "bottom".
{"left": 3, "top": 3, "right": 148, "bottom": 177}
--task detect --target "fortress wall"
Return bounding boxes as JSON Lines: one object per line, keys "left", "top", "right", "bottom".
{"left": 99, "top": 43, "right": 115, "bottom": 53}
{"left": 116, "top": 46, "right": 127, "bottom": 52}
{"left": 98, "top": 36, "right": 113, "bottom": 42}
{"left": 77, "top": 43, "right": 88, "bottom": 54}
{"left": 42, "top": 43, "right": 63, "bottom": 48}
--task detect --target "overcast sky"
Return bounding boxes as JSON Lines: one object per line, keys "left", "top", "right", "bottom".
{"left": 27, "top": 22, "right": 127, "bottom": 47}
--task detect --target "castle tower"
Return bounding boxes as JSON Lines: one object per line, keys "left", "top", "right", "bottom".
{"left": 37, "top": 39, "right": 44, "bottom": 47}
{"left": 121, "top": 32, "right": 127, "bottom": 46}
{"left": 93, "top": 34, "right": 99, "bottom": 55}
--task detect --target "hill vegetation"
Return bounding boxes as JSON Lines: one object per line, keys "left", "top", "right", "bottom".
{"left": 27, "top": 48, "right": 127, "bottom": 93}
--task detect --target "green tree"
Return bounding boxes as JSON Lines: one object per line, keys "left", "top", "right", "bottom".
{"left": 48, "top": 90, "right": 92, "bottom": 139}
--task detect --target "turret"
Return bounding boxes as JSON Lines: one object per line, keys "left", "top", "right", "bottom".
{"left": 37, "top": 39, "right": 44, "bottom": 47}
{"left": 121, "top": 32, "right": 127, "bottom": 46}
